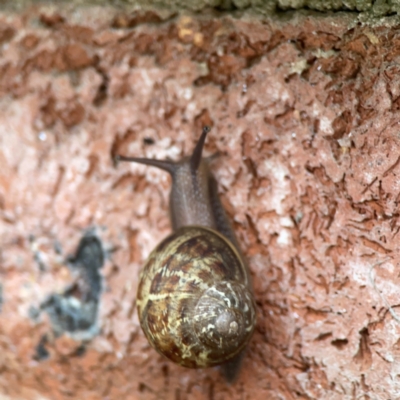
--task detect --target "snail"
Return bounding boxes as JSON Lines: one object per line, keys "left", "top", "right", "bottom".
{"left": 116, "top": 127, "right": 256, "bottom": 381}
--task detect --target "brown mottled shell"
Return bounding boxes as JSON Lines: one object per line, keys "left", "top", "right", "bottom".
{"left": 137, "top": 226, "right": 256, "bottom": 368}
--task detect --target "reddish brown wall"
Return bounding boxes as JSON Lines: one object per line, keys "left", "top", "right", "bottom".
{"left": 1, "top": 4, "right": 400, "bottom": 399}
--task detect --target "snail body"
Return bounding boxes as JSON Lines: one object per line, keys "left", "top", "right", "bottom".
{"left": 117, "top": 127, "right": 256, "bottom": 380}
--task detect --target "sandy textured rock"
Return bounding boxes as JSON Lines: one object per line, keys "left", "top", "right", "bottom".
{"left": 2, "top": 0, "right": 400, "bottom": 16}
{"left": 0, "top": 4, "right": 400, "bottom": 400}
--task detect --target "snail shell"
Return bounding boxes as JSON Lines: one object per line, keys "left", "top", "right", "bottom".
{"left": 116, "top": 127, "right": 256, "bottom": 379}
{"left": 136, "top": 225, "right": 255, "bottom": 368}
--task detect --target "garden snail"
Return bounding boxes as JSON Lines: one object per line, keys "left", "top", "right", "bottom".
{"left": 116, "top": 127, "right": 256, "bottom": 381}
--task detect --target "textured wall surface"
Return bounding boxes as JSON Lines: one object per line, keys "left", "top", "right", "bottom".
{"left": 1, "top": 3, "right": 400, "bottom": 400}
{"left": 2, "top": 0, "right": 400, "bottom": 16}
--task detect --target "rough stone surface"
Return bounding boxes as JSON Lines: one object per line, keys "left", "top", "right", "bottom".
{"left": 1, "top": 4, "right": 400, "bottom": 400}
{"left": 3, "top": 0, "right": 400, "bottom": 16}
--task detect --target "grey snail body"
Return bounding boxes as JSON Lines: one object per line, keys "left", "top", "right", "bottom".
{"left": 116, "top": 127, "right": 256, "bottom": 381}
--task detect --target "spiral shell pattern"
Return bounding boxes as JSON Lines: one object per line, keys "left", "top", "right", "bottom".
{"left": 136, "top": 226, "right": 256, "bottom": 368}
